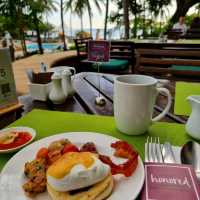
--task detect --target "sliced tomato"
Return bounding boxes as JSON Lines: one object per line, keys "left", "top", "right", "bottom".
{"left": 36, "top": 147, "right": 49, "bottom": 159}
{"left": 62, "top": 144, "right": 79, "bottom": 154}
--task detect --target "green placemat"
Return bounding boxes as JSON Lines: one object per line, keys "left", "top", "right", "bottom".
{"left": 176, "top": 39, "right": 200, "bottom": 44}
{"left": 0, "top": 109, "right": 196, "bottom": 171}
{"left": 174, "top": 82, "right": 200, "bottom": 116}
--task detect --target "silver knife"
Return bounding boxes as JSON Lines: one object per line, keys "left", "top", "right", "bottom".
{"left": 162, "top": 142, "right": 176, "bottom": 163}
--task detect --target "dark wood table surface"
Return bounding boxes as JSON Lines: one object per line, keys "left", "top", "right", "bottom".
{"left": 19, "top": 72, "right": 187, "bottom": 124}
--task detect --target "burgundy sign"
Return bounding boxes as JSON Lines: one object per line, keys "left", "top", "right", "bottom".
{"left": 141, "top": 163, "right": 200, "bottom": 200}
{"left": 88, "top": 40, "right": 110, "bottom": 62}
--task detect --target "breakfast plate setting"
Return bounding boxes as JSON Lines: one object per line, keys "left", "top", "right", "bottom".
{"left": 0, "top": 132, "right": 145, "bottom": 200}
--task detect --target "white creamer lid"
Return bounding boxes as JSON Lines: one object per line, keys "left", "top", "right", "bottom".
{"left": 62, "top": 69, "right": 72, "bottom": 76}
{"left": 51, "top": 72, "right": 61, "bottom": 80}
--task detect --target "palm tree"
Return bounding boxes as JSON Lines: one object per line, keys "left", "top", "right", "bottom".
{"left": 69, "top": 9, "right": 73, "bottom": 37}
{"left": 129, "top": 0, "right": 143, "bottom": 38}
{"left": 104, "top": 0, "right": 109, "bottom": 39}
{"left": 123, "top": 0, "right": 130, "bottom": 39}
{"left": 27, "top": 0, "right": 57, "bottom": 54}
{"left": 60, "top": 0, "right": 67, "bottom": 50}
{"left": 65, "top": 0, "right": 102, "bottom": 36}
{"left": 89, "top": 0, "right": 102, "bottom": 36}
{"left": 0, "top": 0, "right": 28, "bottom": 56}
{"left": 65, "top": 0, "right": 84, "bottom": 31}
{"left": 147, "top": 0, "right": 171, "bottom": 33}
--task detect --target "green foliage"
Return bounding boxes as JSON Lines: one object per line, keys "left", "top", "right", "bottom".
{"left": 111, "top": 0, "right": 173, "bottom": 38}
{"left": 0, "top": 0, "right": 199, "bottom": 42}
{"left": 76, "top": 31, "right": 91, "bottom": 38}
{"left": 0, "top": 0, "right": 57, "bottom": 39}
{"left": 39, "top": 22, "right": 54, "bottom": 34}
{"left": 185, "top": 13, "right": 200, "bottom": 26}
{"left": 68, "top": 44, "right": 77, "bottom": 50}
{"left": 146, "top": 0, "right": 171, "bottom": 17}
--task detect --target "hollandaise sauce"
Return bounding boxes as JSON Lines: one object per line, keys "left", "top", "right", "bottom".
{"left": 47, "top": 152, "right": 95, "bottom": 179}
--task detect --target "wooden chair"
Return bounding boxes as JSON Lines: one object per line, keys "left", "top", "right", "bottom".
{"left": 74, "top": 37, "right": 93, "bottom": 72}
{"left": 166, "top": 29, "right": 183, "bottom": 40}
{"left": 74, "top": 39, "right": 136, "bottom": 74}
{"left": 96, "top": 40, "right": 135, "bottom": 73}
{"left": 135, "top": 48, "right": 200, "bottom": 80}
{"left": 74, "top": 37, "right": 93, "bottom": 61}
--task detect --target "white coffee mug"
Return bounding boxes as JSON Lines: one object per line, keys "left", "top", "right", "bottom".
{"left": 114, "top": 75, "right": 172, "bottom": 135}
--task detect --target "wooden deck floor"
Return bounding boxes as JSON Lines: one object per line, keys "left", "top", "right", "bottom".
{"left": 12, "top": 51, "right": 76, "bottom": 95}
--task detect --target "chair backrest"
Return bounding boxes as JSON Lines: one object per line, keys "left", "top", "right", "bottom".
{"left": 74, "top": 37, "right": 93, "bottom": 60}
{"left": 167, "top": 29, "right": 183, "bottom": 40}
{"left": 110, "top": 40, "right": 135, "bottom": 62}
{"left": 185, "top": 29, "right": 200, "bottom": 39}
{"left": 135, "top": 48, "right": 200, "bottom": 78}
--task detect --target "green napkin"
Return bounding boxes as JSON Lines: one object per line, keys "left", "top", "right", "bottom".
{"left": 174, "top": 82, "right": 200, "bottom": 116}
{"left": 0, "top": 109, "right": 196, "bottom": 171}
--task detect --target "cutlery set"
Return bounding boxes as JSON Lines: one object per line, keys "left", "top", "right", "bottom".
{"left": 145, "top": 137, "right": 176, "bottom": 164}
{"left": 145, "top": 137, "right": 200, "bottom": 180}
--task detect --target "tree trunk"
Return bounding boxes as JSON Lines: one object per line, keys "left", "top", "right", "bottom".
{"left": 142, "top": 0, "right": 146, "bottom": 37}
{"left": 123, "top": 0, "right": 130, "bottom": 39}
{"left": 133, "top": 0, "right": 137, "bottom": 38}
{"left": 17, "top": 7, "right": 27, "bottom": 56}
{"left": 19, "top": 28, "right": 27, "bottom": 56}
{"left": 88, "top": 11, "right": 93, "bottom": 37}
{"left": 104, "top": 0, "right": 109, "bottom": 40}
{"left": 70, "top": 10, "right": 73, "bottom": 38}
{"left": 61, "top": 0, "right": 67, "bottom": 51}
{"left": 44, "top": 32, "right": 47, "bottom": 42}
{"left": 171, "top": 0, "right": 199, "bottom": 23}
{"left": 80, "top": 14, "right": 83, "bottom": 31}
{"left": 150, "top": 13, "right": 153, "bottom": 35}
{"left": 33, "top": 14, "right": 43, "bottom": 54}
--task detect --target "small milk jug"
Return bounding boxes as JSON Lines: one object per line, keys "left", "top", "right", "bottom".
{"left": 186, "top": 95, "right": 200, "bottom": 139}
{"left": 61, "top": 68, "right": 76, "bottom": 97}
{"left": 49, "top": 73, "right": 66, "bottom": 104}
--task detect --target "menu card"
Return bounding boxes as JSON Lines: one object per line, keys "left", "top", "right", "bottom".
{"left": 0, "top": 48, "right": 18, "bottom": 109}
{"left": 88, "top": 40, "right": 110, "bottom": 62}
{"left": 141, "top": 163, "right": 200, "bottom": 200}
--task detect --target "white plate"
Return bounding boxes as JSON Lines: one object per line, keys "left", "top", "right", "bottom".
{"left": 0, "top": 127, "right": 36, "bottom": 153}
{"left": 0, "top": 132, "right": 145, "bottom": 200}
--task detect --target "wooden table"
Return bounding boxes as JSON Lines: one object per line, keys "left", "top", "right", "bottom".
{"left": 0, "top": 103, "right": 24, "bottom": 129}
{"left": 19, "top": 72, "right": 187, "bottom": 124}
{"left": 134, "top": 39, "right": 200, "bottom": 50}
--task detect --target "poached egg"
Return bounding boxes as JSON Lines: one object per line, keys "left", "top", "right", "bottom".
{"left": 47, "top": 152, "right": 110, "bottom": 192}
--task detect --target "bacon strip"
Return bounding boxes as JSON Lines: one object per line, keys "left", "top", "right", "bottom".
{"left": 99, "top": 141, "right": 138, "bottom": 177}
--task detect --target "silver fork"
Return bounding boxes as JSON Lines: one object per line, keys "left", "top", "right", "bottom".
{"left": 145, "top": 137, "right": 164, "bottom": 163}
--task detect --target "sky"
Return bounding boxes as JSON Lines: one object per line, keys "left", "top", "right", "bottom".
{"left": 48, "top": 0, "right": 196, "bottom": 31}
{"left": 48, "top": 1, "right": 118, "bottom": 30}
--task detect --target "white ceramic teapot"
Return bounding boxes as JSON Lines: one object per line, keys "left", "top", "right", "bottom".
{"left": 61, "top": 68, "right": 76, "bottom": 97}
{"left": 186, "top": 95, "right": 200, "bottom": 139}
{"left": 49, "top": 72, "right": 66, "bottom": 104}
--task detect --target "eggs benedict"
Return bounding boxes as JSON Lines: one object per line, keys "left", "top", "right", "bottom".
{"left": 46, "top": 152, "right": 113, "bottom": 200}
